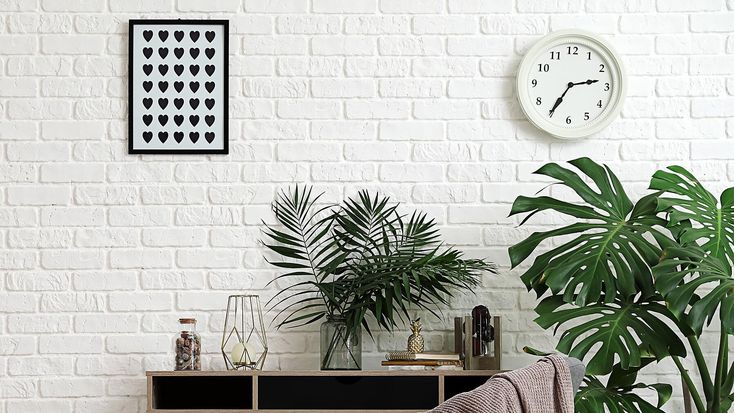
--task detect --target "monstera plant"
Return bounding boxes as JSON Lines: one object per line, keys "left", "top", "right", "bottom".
{"left": 510, "top": 158, "right": 734, "bottom": 413}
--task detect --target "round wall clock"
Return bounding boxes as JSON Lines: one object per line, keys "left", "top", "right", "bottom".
{"left": 516, "top": 30, "right": 626, "bottom": 139}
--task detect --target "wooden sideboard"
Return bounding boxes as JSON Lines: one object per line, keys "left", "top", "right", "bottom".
{"left": 147, "top": 369, "right": 501, "bottom": 412}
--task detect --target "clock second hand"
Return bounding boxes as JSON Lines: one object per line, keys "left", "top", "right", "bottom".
{"left": 548, "top": 79, "right": 599, "bottom": 118}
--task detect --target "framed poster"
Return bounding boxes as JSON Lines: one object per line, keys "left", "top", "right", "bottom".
{"left": 128, "top": 19, "right": 229, "bottom": 154}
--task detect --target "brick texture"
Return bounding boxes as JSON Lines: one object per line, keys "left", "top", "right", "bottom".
{"left": 0, "top": 1, "right": 729, "bottom": 412}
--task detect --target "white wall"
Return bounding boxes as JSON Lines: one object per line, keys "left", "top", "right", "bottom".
{"left": 0, "top": 0, "right": 732, "bottom": 411}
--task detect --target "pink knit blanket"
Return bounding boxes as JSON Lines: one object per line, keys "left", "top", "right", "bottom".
{"left": 428, "top": 355, "right": 575, "bottom": 413}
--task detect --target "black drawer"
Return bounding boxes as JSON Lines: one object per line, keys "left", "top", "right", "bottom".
{"left": 152, "top": 376, "right": 253, "bottom": 410}
{"left": 258, "top": 375, "right": 439, "bottom": 410}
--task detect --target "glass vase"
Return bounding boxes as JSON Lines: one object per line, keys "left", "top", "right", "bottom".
{"left": 320, "top": 316, "right": 361, "bottom": 370}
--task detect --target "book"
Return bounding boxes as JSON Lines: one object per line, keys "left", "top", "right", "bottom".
{"left": 385, "top": 351, "right": 461, "bottom": 361}
{"left": 383, "top": 365, "right": 464, "bottom": 371}
{"left": 382, "top": 360, "right": 463, "bottom": 367}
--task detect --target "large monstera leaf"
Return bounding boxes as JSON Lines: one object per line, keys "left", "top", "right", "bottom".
{"left": 535, "top": 295, "right": 686, "bottom": 375}
{"left": 575, "top": 376, "right": 671, "bottom": 413}
{"left": 654, "top": 246, "right": 734, "bottom": 335}
{"left": 650, "top": 166, "right": 734, "bottom": 336}
{"left": 509, "top": 158, "right": 671, "bottom": 307}
{"left": 651, "top": 166, "right": 734, "bottom": 269}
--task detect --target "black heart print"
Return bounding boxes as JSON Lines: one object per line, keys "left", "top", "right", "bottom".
{"left": 158, "top": 64, "right": 168, "bottom": 76}
{"left": 189, "top": 132, "right": 200, "bottom": 143}
{"left": 158, "top": 81, "right": 168, "bottom": 93}
{"left": 142, "top": 114, "right": 153, "bottom": 126}
{"left": 158, "top": 98, "right": 168, "bottom": 110}
{"left": 205, "top": 82, "right": 215, "bottom": 93}
{"left": 143, "top": 81, "right": 153, "bottom": 92}
{"left": 174, "top": 131, "right": 184, "bottom": 143}
{"left": 143, "top": 47, "right": 153, "bottom": 59}
{"left": 189, "top": 115, "right": 200, "bottom": 126}
{"left": 189, "top": 31, "right": 200, "bottom": 42}
{"left": 205, "top": 115, "right": 215, "bottom": 127}
{"left": 174, "top": 115, "right": 184, "bottom": 126}
{"left": 143, "top": 98, "right": 153, "bottom": 109}
{"left": 205, "top": 98, "right": 215, "bottom": 110}
{"left": 205, "top": 31, "right": 215, "bottom": 42}
{"left": 189, "top": 65, "right": 200, "bottom": 76}
{"left": 158, "top": 115, "right": 168, "bottom": 126}
{"left": 189, "top": 81, "right": 200, "bottom": 93}
{"left": 174, "top": 98, "right": 184, "bottom": 110}
{"left": 174, "top": 64, "right": 184, "bottom": 76}
{"left": 158, "top": 30, "right": 168, "bottom": 42}
{"left": 174, "top": 30, "right": 184, "bottom": 42}
{"left": 143, "top": 131, "right": 153, "bottom": 142}
{"left": 174, "top": 81, "right": 184, "bottom": 93}
{"left": 189, "top": 98, "right": 200, "bottom": 110}
{"left": 142, "top": 30, "right": 153, "bottom": 42}
{"left": 158, "top": 131, "right": 168, "bottom": 143}
{"left": 174, "top": 47, "right": 184, "bottom": 59}
{"left": 205, "top": 132, "right": 215, "bottom": 143}
{"left": 189, "top": 48, "right": 200, "bottom": 59}
{"left": 143, "top": 64, "right": 153, "bottom": 76}
{"left": 205, "top": 48, "right": 215, "bottom": 59}
{"left": 205, "top": 65, "right": 215, "bottom": 76}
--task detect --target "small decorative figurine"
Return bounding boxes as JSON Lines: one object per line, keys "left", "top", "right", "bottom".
{"left": 407, "top": 317, "right": 425, "bottom": 353}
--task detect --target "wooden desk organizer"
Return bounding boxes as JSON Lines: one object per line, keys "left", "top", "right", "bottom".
{"left": 454, "top": 315, "right": 501, "bottom": 370}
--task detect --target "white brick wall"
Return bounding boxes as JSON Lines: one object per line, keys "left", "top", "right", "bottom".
{"left": 0, "top": 0, "right": 731, "bottom": 411}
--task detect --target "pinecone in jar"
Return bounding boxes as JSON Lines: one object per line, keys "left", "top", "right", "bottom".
{"left": 175, "top": 333, "right": 201, "bottom": 370}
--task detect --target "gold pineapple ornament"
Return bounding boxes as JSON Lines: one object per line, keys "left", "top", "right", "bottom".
{"left": 407, "top": 318, "right": 424, "bottom": 353}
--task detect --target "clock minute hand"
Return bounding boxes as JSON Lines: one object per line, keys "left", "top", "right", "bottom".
{"left": 572, "top": 79, "right": 599, "bottom": 86}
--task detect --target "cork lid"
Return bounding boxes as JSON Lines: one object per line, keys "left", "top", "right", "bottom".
{"left": 179, "top": 318, "right": 197, "bottom": 324}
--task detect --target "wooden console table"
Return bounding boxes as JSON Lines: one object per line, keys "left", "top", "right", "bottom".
{"left": 147, "top": 369, "right": 501, "bottom": 412}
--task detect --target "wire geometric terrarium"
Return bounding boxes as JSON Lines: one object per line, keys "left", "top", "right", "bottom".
{"left": 221, "top": 294, "right": 268, "bottom": 370}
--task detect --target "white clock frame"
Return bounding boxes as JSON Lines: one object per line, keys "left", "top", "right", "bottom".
{"left": 516, "top": 30, "right": 626, "bottom": 140}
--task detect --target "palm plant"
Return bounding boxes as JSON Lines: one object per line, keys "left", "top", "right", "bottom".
{"left": 509, "top": 157, "right": 734, "bottom": 413}
{"left": 262, "top": 186, "right": 495, "bottom": 369}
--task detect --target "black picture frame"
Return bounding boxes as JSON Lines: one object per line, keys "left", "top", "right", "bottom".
{"left": 128, "top": 19, "right": 229, "bottom": 155}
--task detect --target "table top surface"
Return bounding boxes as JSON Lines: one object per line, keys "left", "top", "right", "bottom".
{"left": 146, "top": 369, "right": 504, "bottom": 377}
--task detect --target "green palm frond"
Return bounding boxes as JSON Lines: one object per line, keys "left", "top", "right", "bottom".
{"left": 261, "top": 186, "right": 341, "bottom": 329}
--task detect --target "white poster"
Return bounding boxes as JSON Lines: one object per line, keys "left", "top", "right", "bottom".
{"left": 129, "top": 20, "right": 229, "bottom": 154}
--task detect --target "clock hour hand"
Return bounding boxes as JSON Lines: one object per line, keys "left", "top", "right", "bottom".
{"left": 549, "top": 82, "right": 574, "bottom": 118}
{"left": 548, "top": 97, "right": 563, "bottom": 118}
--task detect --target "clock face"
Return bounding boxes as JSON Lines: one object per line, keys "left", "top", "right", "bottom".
{"left": 516, "top": 31, "right": 626, "bottom": 139}
{"left": 528, "top": 42, "right": 613, "bottom": 127}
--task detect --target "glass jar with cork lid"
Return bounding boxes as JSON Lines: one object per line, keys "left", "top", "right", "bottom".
{"left": 175, "top": 318, "right": 201, "bottom": 371}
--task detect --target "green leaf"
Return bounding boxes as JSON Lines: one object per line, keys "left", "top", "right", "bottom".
{"left": 650, "top": 166, "right": 734, "bottom": 270}
{"left": 510, "top": 158, "right": 668, "bottom": 307}
{"left": 522, "top": 346, "right": 552, "bottom": 357}
{"left": 536, "top": 295, "right": 686, "bottom": 375}
{"left": 654, "top": 246, "right": 734, "bottom": 334}
{"left": 575, "top": 376, "right": 670, "bottom": 413}
{"left": 262, "top": 185, "right": 341, "bottom": 327}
